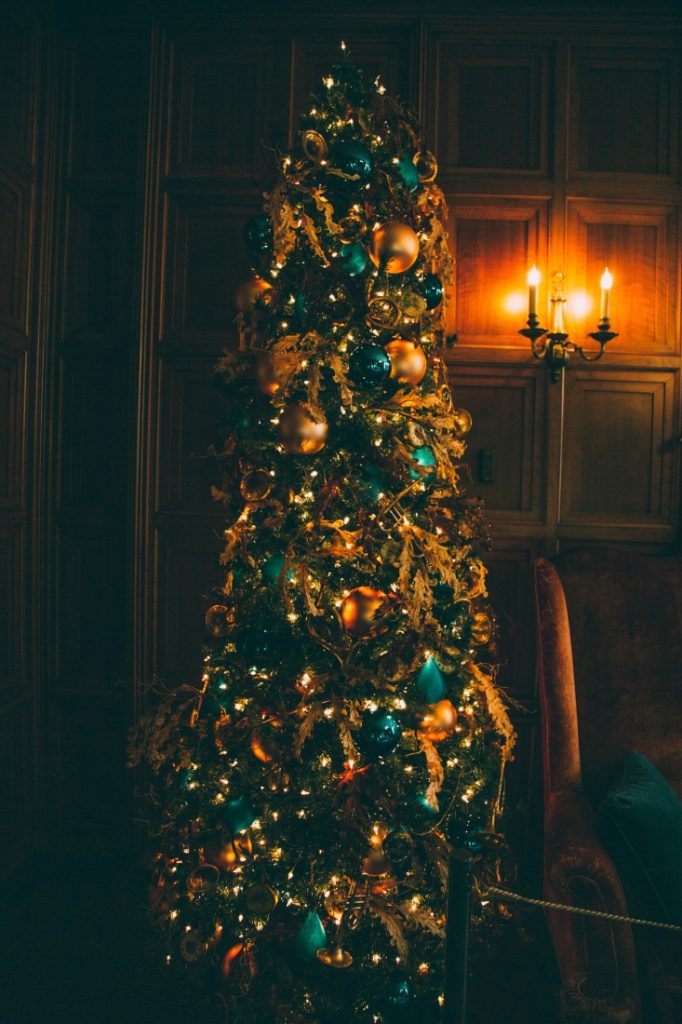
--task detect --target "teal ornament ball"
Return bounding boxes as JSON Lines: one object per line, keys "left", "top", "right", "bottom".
{"left": 262, "top": 552, "right": 296, "bottom": 584}
{"left": 408, "top": 445, "right": 437, "bottom": 481}
{"left": 382, "top": 975, "right": 414, "bottom": 1016}
{"left": 360, "top": 464, "right": 385, "bottom": 503}
{"left": 433, "top": 585, "right": 469, "bottom": 628}
{"left": 396, "top": 153, "right": 419, "bottom": 192}
{"left": 412, "top": 793, "right": 439, "bottom": 826}
{"left": 357, "top": 708, "right": 402, "bottom": 759}
{"left": 295, "top": 912, "right": 327, "bottom": 960}
{"left": 243, "top": 214, "right": 272, "bottom": 255}
{"left": 349, "top": 344, "right": 391, "bottom": 386}
{"left": 223, "top": 795, "right": 256, "bottom": 834}
{"left": 337, "top": 242, "right": 368, "bottom": 277}
{"left": 416, "top": 657, "right": 447, "bottom": 702}
{"left": 421, "top": 273, "right": 443, "bottom": 310}
{"left": 332, "top": 140, "right": 373, "bottom": 180}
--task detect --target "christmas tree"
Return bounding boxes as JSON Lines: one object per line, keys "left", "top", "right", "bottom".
{"left": 129, "top": 49, "right": 515, "bottom": 1024}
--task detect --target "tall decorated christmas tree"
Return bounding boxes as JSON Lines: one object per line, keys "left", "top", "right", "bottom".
{"left": 129, "top": 50, "right": 515, "bottom": 1024}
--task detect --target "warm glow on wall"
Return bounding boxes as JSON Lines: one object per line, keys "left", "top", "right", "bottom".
{"left": 566, "top": 289, "right": 593, "bottom": 320}
{"left": 503, "top": 290, "right": 527, "bottom": 316}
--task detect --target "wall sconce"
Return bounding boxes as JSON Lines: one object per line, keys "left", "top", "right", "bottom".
{"left": 519, "top": 267, "right": 618, "bottom": 382}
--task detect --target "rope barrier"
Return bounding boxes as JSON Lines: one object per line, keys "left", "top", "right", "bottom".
{"left": 480, "top": 882, "right": 682, "bottom": 933}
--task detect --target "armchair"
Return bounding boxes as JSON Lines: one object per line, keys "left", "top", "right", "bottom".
{"left": 533, "top": 547, "right": 682, "bottom": 1023}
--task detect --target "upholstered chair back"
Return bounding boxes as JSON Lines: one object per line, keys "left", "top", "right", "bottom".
{"left": 546, "top": 546, "right": 682, "bottom": 805}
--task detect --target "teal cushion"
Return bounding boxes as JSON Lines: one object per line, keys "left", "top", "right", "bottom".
{"left": 597, "top": 752, "right": 682, "bottom": 925}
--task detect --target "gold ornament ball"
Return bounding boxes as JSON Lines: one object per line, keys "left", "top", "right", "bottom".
{"left": 240, "top": 468, "right": 274, "bottom": 502}
{"left": 340, "top": 586, "right": 393, "bottom": 638}
{"left": 369, "top": 220, "right": 420, "bottom": 274}
{"left": 302, "top": 129, "right": 328, "bottom": 162}
{"left": 187, "top": 864, "right": 220, "bottom": 892}
{"left": 401, "top": 291, "right": 427, "bottom": 319}
{"left": 413, "top": 149, "right": 438, "bottom": 183}
{"left": 361, "top": 847, "right": 392, "bottom": 877}
{"left": 338, "top": 211, "right": 367, "bottom": 244}
{"left": 235, "top": 275, "right": 274, "bottom": 313}
{"left": 180, "top": 931, "right": 209, "bottom": 962}
{"left": 204, "top": 834, "right": 253, "bottom": 874}
{"left": 205, "top": 604, "right": 236, "bottom": 637}
{"left": 418, "top": 699, "right": 458, "bottom": 742}
{"left": 453, "top": 407, "right": 473, "bottom": 436}
{"left": 256, "top": 350, "right": 300, "bottom": 397}
{"left": 366, "top": 295, "right": 401, "bottom": 329}
{"left": 278, "top": 403, "right": 328, "bottom": 455}
{"left": 244, "top": 882, "right": 279, "bottom": 915}
{"left": 384, "top": 339, "right": 427, "bottom": 386}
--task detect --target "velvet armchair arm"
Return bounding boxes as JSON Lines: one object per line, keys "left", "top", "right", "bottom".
{"left": 544, "top": 786, "right": 640, "bottom": 1022}
{"left": 534, "top": 558, "right": 641, "bottom": 1023}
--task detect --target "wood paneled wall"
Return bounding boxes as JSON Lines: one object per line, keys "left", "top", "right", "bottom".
{"left": 3, "top": 3, "right": 681, "bottom": 872}
{"left": 45, "top": 21, "right": 145, "bottom": 851}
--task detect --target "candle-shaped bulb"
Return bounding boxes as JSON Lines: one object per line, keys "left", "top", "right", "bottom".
{"left": 527, "top": 265, "right": 540, "bottom": 317}
{"left": 600, "top": 267, "right": 613, "bottom": 320}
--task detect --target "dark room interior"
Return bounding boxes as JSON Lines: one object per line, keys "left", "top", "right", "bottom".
{"left": 2, "top": 2, "right": 682, "bottom": 1023}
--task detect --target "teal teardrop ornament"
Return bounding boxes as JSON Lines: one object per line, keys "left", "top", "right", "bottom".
{"left": 295, "top": 912, "right": 327, "bottom": 960}
{"left": 416, "top": 657, "right": 446, "bottom": 702}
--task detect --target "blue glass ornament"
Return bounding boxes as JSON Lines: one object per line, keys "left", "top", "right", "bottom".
{"left": 383, "top": 975, "right": 414, "bottom": 1012}
{"left": 332, "top": 140, "right": 373, "bottom": 180}
{"left": 421, "top": 273, "right": 443, "bottom": 310}
{"left": 416, "top": 657, "right": 447, "bottom": 702}
{"left": 222, "top": 795, "right": 256, "bottom": 834}
{"left": 433, "top": 585, "right": 468, "bottom": 628}
{"left": 396, "top": 153, "right": 419, "bottom": 192}
{"left": 356, "top": 708, "right": 402, "bottom": 759}
{"left": 337, "top": 242, "right": 368, "bottom": 277}
{"left": 348, "top": 344, "right": 391, "bottom": 386}
{"left": 243, "top": 214, "right": 273, "bottom": 255}
{"left": 408, "top": 446, "right": 437, "bottom": 481}
{"left": 263, "top": 552, "right": 295, "bottom": 584}
{"left": 412, "top": 793, "right": 439, "bottom": 825}
{"left": 295, "top": 912, "right": 327, "bottom": 960}
{"left": 360, "top": 464, "right": 385, "bottom": 503}
{"left": 293, "top": 294, "right": 308, "bottom": 328}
